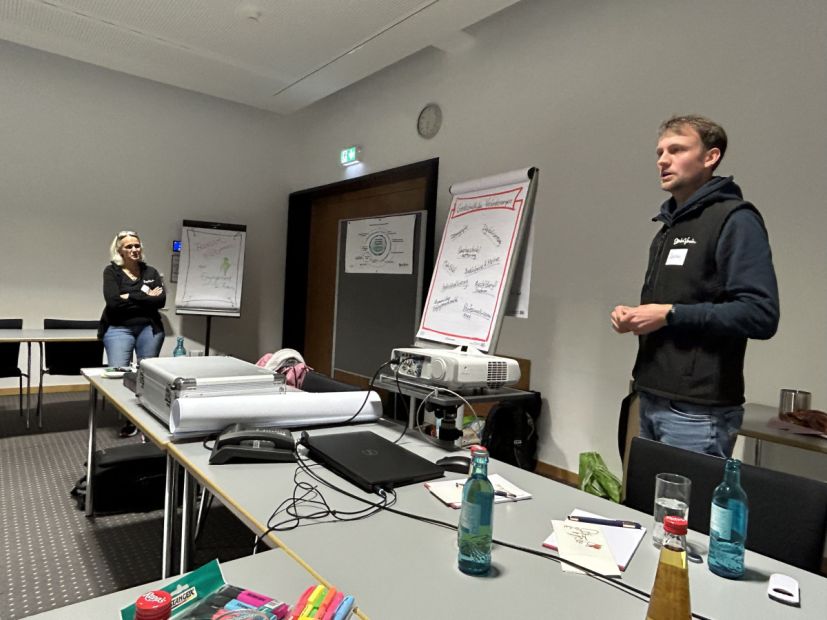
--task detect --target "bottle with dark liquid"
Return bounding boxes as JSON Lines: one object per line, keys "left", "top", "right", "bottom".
{"left": 646, "top": 515, "right": 691, "bottom": 620}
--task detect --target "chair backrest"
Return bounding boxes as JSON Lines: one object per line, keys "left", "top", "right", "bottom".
{"left": 43, "top": 318, "right": 104, "bottom": 375}
{"left": 624, "top": 437, "right": 827, "bottom": 573}
{"left": 624, "top": 437, "right": 723, "bottom": 534}
{"left": 0, "top": 318, "right": 23, "bottom": 375}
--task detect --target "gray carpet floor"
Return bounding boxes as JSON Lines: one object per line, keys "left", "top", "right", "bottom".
{"left": 0, "top": 391, "right": 254, "bottom": 619}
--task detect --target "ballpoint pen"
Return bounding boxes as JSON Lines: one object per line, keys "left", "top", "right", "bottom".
{"left": 567, "top": 515, "right": 642, "bottom": 529}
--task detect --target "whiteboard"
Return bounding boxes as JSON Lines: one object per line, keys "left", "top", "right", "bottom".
{"left": 175, "top": 221, "right": 246, "bottom": 317}
{"left": 416, "top": 167, "right": 537, "bottom": 352}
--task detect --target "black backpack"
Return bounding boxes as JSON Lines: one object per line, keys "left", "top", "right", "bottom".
{"left": 71, "top": 442, "right": 167, "bottom": 514}
{"left": 481, "top": 391, "right": 542, "bottom": 470}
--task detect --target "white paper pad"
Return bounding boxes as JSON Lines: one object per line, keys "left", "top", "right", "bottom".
{"left": 424, "top": 474, "right": 532, "bottom": 508}
{"left": 544, "top": 509, "right": 646, "bottom": 571}
{"left": 170, "top": 391, "right": 381, "bottom": 437}
{"left": 551, "top": 519, "right": 621, "bottom": 577}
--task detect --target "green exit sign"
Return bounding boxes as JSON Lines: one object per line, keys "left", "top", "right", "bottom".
{"left": 340, "top": 146, "right": 361, "bottom": 166}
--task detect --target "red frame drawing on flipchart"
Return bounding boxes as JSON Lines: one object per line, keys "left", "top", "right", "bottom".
{"left": 418, "top": 184, "right": 525, "bottom": 347}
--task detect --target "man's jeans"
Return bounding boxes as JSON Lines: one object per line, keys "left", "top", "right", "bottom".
{"left": 103, "top": 324, "right": 164, "bottom": 367}
{"left": 638, "top": 391, "right": 744, "bottom": 458}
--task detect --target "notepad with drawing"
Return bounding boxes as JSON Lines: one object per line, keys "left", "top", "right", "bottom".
{"left": 424, "top": 474, "right": 531, "bottom": 508}
{"left": 543, "top": 509, "right": 646, "bottom": 571}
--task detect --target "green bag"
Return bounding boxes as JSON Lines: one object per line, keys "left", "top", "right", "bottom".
{"left": 578, "top": 452, "right": 622, "bottom": 503}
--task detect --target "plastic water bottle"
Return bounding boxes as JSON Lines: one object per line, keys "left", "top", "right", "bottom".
{"left": 457, "top": 445, "right": 494, "bottom": 575}
{"left": 172, "top": 337, "right": 187, "bottom": 357}
{"left": 646, "top": 516, "right": 691, "bottom": 619}
{"left": 708, "top": 458, "right": 748, "bottom": 578}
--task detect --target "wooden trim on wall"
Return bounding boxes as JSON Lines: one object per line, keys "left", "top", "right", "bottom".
{"left": 0, "top": 384, "right": 89, "bottom": 397}
{"left": 534, "top": 460, "right": 579, "bottom": 487}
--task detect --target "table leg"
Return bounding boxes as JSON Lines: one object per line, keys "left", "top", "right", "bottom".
{"left": 85, "top": 386, "right": 98, "bottom": 517}
{"left": 753, "top": 438, "right": 763, "bottom": 467}
{"left": 37, "top": 342, "right": 44, "bottom": 429}
{"left": 25, "top": 342, "right": 32, "bottom": 429}
{"left": 180, "top": 470, "right": 195, "bottom": 574}
{"left": 161, "top": 456, "right": 178, "bottom": 579}
{"left": 408, "top": 395, "right": 417, "bottom": 429}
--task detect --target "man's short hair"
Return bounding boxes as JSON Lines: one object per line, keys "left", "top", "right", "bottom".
{"left": 659, "top": 115, "right": 728, "bottom": 169}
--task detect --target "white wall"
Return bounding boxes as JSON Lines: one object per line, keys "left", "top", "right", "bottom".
{"left": 281, "top": 0, "right": 827, "bottom": 477}
{"left": 2, "top": 0, "right": 826, "bottom": 479}
{"left": 0, "top": 39, "right": 291, "bottom": 386}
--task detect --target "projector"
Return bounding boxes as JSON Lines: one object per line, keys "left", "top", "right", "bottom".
{"left": 389, "top": 346, "right": 520, "bottom": 390}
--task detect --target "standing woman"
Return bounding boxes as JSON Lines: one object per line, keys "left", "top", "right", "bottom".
{"left": 99, "top": 231, "right": 166, "bottom": 434}
{"left": 98, "top": 230, "right": 167, "bottom": 437}
{"left": 99, "top": 230, "right": 166, "bottom": 364}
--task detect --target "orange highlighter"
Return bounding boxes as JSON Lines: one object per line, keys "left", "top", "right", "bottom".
{"left": 314, "top": 588, "right": 338, "bottom": 618}
{"left": 321, "top": 592, "right": 344, "bottom": 620}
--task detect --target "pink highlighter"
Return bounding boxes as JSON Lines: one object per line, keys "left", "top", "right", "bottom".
{"left": 237, "top": 589, "right": 273, "bottom": 608}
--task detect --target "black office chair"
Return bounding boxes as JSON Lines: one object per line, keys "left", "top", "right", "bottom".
{"left": 0, "top": 318, "right": 26, "bottom": 417}
{"left": 37, "top": 318, "right": 104, "bottom": 427}
{"left": 624, "top": 436, "right": 827, "bottom": 573}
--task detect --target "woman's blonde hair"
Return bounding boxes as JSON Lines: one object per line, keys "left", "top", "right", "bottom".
{"left": 109, "top": 230, "right": 144, "bottom": 265}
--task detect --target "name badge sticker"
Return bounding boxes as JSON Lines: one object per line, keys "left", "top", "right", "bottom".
{"left": 665, "top": 248, "right": 688, "bottom": 266}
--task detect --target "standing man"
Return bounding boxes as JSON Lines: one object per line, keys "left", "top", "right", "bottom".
{"left": 612, "top": 115, "right": 779, "bottom": 457}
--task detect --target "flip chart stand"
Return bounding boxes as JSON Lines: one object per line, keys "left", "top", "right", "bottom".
{"left": 175, "top": 219, "right": 247, "bottom": 355}
{"left": 205, "top": 316, "right": 212, "bottom": 356}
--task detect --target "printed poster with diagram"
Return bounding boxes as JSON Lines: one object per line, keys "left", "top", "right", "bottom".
{"left": 345, "top": 214, "right": 416, "bottom": 274}
{"left": 417, "top": 168, "right": 536, "bottom": 352}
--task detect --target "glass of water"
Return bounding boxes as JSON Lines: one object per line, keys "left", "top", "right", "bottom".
{"left": 653, "top": 473, "right": 691, "bottom": 547}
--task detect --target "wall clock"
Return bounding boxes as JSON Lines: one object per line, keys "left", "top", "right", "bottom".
{"left": 417, "top": 103, "right": 442, "bottom": 139}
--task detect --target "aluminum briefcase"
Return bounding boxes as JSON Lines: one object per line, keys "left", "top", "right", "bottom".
{"left": 136, "top": 356, "right": 285, "bottom": 424}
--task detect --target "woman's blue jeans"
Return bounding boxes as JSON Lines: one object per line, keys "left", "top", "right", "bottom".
{"left": 103, "top": 324, "right": 164, "bottom": 367}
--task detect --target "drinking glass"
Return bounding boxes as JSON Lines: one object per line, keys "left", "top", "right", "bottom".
{"left": 652, "top": 473, "right": 691, "bottom": 547}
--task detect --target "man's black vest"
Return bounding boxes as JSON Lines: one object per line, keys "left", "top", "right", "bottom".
{"left": 633, "top": 199, "right": 759, "bottom": 405}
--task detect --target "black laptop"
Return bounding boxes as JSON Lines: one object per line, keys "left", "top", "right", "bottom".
{"left": 303, "top": 431, "right": 444, "bottom": 493}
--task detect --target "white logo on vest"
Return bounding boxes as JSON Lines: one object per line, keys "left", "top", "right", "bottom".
{"left": 672, "top": 237, "right": 698, "bottom": 245}
{"left": 673, "top": 237, "right": 697, "bottom": 246}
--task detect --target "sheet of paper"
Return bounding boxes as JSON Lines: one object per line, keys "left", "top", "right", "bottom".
{"left": 544, "top": 509, "right": 646, "bottom": 571}
{"left": 425, "top": 474, "right": 532, "bottom": 508}
{"left": 551, "top": 519, "right": 622, "bottom": 577}
{"left": 344, "top": 214, "right": 416, "bottom": 274}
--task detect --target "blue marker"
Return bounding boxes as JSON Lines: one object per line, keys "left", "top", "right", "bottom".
{"left": 332, "top": 595, "right": 355, "bottom": 620}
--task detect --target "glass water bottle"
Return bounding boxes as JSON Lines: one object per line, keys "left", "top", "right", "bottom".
{"left": 172, "top": 337, "right": 187, "bottom": 357}
{"left": 646, "top": 515, "right": 691, "bottom": 620}
{"left": 708, "top": 458, "right": 748, "bottom": 578}
{"left": 457, "top": 446, "right": 495, "bottom": 575}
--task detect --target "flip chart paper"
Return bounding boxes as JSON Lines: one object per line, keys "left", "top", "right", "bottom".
{"left": 417, "top": 168, "right": 533, "bottom": 351}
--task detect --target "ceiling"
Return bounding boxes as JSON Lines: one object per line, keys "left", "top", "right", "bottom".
{"left": 0, "top": 0, "right": 521, "bottom": 114}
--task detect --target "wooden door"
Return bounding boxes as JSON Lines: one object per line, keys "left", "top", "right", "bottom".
{"left": 283, "top": 160, "right": 438, "bottom": 381}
